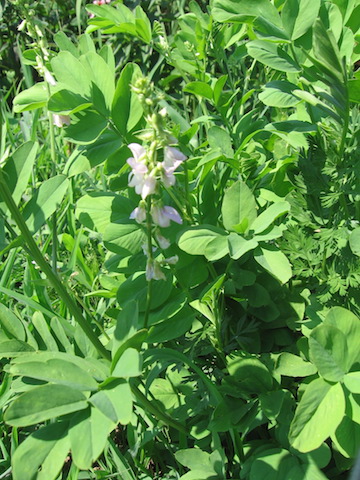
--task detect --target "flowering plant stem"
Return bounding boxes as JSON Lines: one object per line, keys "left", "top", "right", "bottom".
{"left": 143, "top": 196, "right": 153, "bottom": 329}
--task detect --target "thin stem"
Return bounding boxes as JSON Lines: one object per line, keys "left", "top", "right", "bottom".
{"left": 0, "top": 171, "right": 110, "bottom": 361}
{"left": 130, "top": 384, "right": 188, "bottom": 435}
{"left": 143, "top": 196, "right": 153, "bottom": 329}
{"left": 46, "top": 77, "right": 58, "bottom": 273}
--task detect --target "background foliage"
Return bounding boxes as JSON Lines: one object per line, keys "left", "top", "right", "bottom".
{"left": 1, "top": 0, "right": 360, "bottom": 479}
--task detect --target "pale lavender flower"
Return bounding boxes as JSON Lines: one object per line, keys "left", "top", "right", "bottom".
{"left": 127, "top": 143, "right": 156, "bottom": 199}
{"left": 130, "top": 205, "right": 146, "bottom": 223}
{"left": 161, "top": 147, "right": 187, "bottom": 187}
{"left": 146, "top": 259, "right": 166, "bottom": 281}
{"left": 151, "top": 205, "right": 182, "bottom": 228}
{"left": 163, "top": 255, "right": 179, "bottom": 265}
{"left": 53, "top": 114, "right": 71, "bottom": 127}
{"left": 155, "top": 231, "right": 170, "bottom": 249}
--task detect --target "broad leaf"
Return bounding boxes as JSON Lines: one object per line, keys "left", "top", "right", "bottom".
{"left": 254, "top": 246, "right": 292, "bottom": 284}
{"left": 112, "top": 348, "right": 142, "bottom": 377}
{"left": 178, "top": 226, "right": 226, "bottom": 255}
{"left": 90, "top": 379, "right": 132, "bottom": 424}
{"left": 12, "top": 421, "right": 70, "bottom": 480}
{"left": 13, "top": 83, "right": 48, "bottom": 112}
{"left": 111, "top": 63, "right": 143, "bottom": 136}
{"left": 0, "top": 142, "right": 38, "bottom": 212}
{"left": 4, "top": 384, "right": 88, "bottom": 426}
{"left": 250, "top": 201, "right": 290, "bottom": 234}
{"left": 282, "top": 0, "right": 321, "bottom": 40}
{"left": 289, "top": 378, "right": 345, "bottom": 452}
{"left": 212, "top": 0, "right": 281, "bottom": 26}
{"left": 259, "top": 81, "right": 301, "bottom": 107}
{"left": 9, "top": 358, "right": 99, "bottom": 391}
{"left": 0, "top": 304, "right": 26, "bottom": 341}
{"left": 222, "top": 180, "right": 257, "bottom": 233}
{"left": 275, "top": 353, "right": 317, "bottom": 377}
{"left": 309, "top": 325, "right": 348, "bottom": 382}
{"left": 227, "top": 234, "right": 258, "bottom": 260}
{"left": 332, "top": 416, "right": 360, "bottom": 458}
{"left": 247, "top": 41, "right": 300, "bottom": 72}
{"left": 323, "top": 307, "right": 360, "bottom": 368}
{"left": 76, "top": 193, "right": 133, "bottom": 233}
{"left": 23, "top": 175, "right": 69, "bottom": 234}
{"left": 69, "top": 407, "right": 115, "bottom": 469}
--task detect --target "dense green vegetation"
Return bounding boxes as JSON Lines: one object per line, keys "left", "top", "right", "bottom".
{"left": 1, "top": 0, "right": 360, "bottom": 478}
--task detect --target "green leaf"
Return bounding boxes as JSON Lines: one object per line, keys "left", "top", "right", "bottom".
{"left": 227, "top": 234, "right": 258, "bottom": 260}
{"left": 204, "top": 235, "right": 229, "bottom": 261}
{"left": 111, "top": 301, "right": 144, "bottom": 365}
{"left": 176, "top": 448, "right": 215, "bottom": 475}
{"left": 54, "top": 31, "right": 79, "bottom": 56}
{"left": 249, "top": 448, "right": 328, "bottom": 480}
{"left": 348, "top": 79, "right": 360, "bottom": 104}
{"left": 332, "top": 416, "right": 360, "bottom": 458}
{"left": 134, "top": 6, "right": 152, "bottom": 43}
{"left": 222, "top": 180, "right": 257, "bottom": 233}
{"left": 343, "top": 372, "right": 360, "bottom": 394}
{"left": 309, "top": 325, "right": 348, "bottom": 382}
{"left": 227, "top": 355, "right": 273, "bottom": 394}
{"left": 275, "top": 352, "right": 317, "bottom": 377}
{"left": 51, "top": 51, "right": 92, "bottom": 96}
{"left": 112, "top": 348, "right": 142, "bottom": 378}
{"left": 12, "top": 422, "right": 70, "bottom": 480}
{"left": 111, "top": 63, "right": 143, "bottom": 136}
{"left": 4, "top": 384, "right": 88, "bottom": 427}
{"left": 259, "top": 81, "right": 301, "bottom": 107}
{"left": 69, "top": 407, "right": 114, "bottom": 470}
{"left": 184, "top": 81, "right": 213, "bottom": 100}
{"left": 76, "top": 193, "right": 133, "bottom": 233}
{"left": 10, "top": 351, "right": 108, "bottom": 382}
{"left": 90, "top": 379, "right": 132, "bottom": 424}
{"left": 65, "top": 110, "right": 107, "bottom": 144}
{"left": 349, "top": 227, "right": 360, "bottom": 256}
{"left": 282, "top": 0, "right": 321, "bottom": 40}
{"left": 79, "top": 51, "right": 115, "bottom": 112}
{"left": 9, "top": 358, "right": 99, "bottom": 391}
{"left": 251, "top": 201, "right": 289, "bottom": 234}
{"left": 150, "top": 378, "right": 178, "bottom": 409}
{"left": 48, "top": 89, "right": 91, "bottom": 114}
{"left": 117, "top": 272, "right": 173, "bottom": 312}
{"left": 0, "top": 141, "right": 38, "bottom": 212}
{"left": 146, "top": 307, "right": 194, "bottom": 343}
{"left": 178, "top": 226, "right": 226, "bottom": 255}
{"left": 312, "top": 19, "right": 344, "bottom": 83}
{"left": 247, "top": 41, "right": 300, "bottom": 72}
{"left": 13, "top": 83, "right": 48, "bottom": 112}
{"left": 0, "top": 340, "right": 35, "bottom": 357}
{"left": 208, "top": 126, "right": 234, "bottom": 157}
{"left": 289, "top": 378, "right": 345, "bottom": 452}
{"left": 32, "top": 311, "right": 59, "bottom": 352}
{"left": 103, "top": 222, "right": 146, "bottom": 256}
{"left": 0, "top": 304, "right": 26, "bottom": 341}
{"left": 23, "top": 175, "right": 69, "bottom": 234}
{"left": 212, "top": 0, "right": 281, "bottom": 26}
{"left": 323, "top": 307, "right": 360, "bottom": 368}
{"left": 254, "top": 246, "right": 292, "bottom": 284}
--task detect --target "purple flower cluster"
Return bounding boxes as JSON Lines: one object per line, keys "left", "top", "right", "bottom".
{"left": 127, "top": 143, "right": 186, "bottom": 228}
{"left": 126, "top": 142, "right": 186, "bottom": 281}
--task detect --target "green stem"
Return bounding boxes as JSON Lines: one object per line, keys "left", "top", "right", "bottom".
{"left": 0, "top": 171, "right": 110, "bottom": 361}
{"left": 130, "top": 384, "right": 188, "bottom": 435}
{"left": 143, "top": 197, "right": 153, "bottom": 329}
{"left": 46, "top": 83, "right": 58, "bottom": 273}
